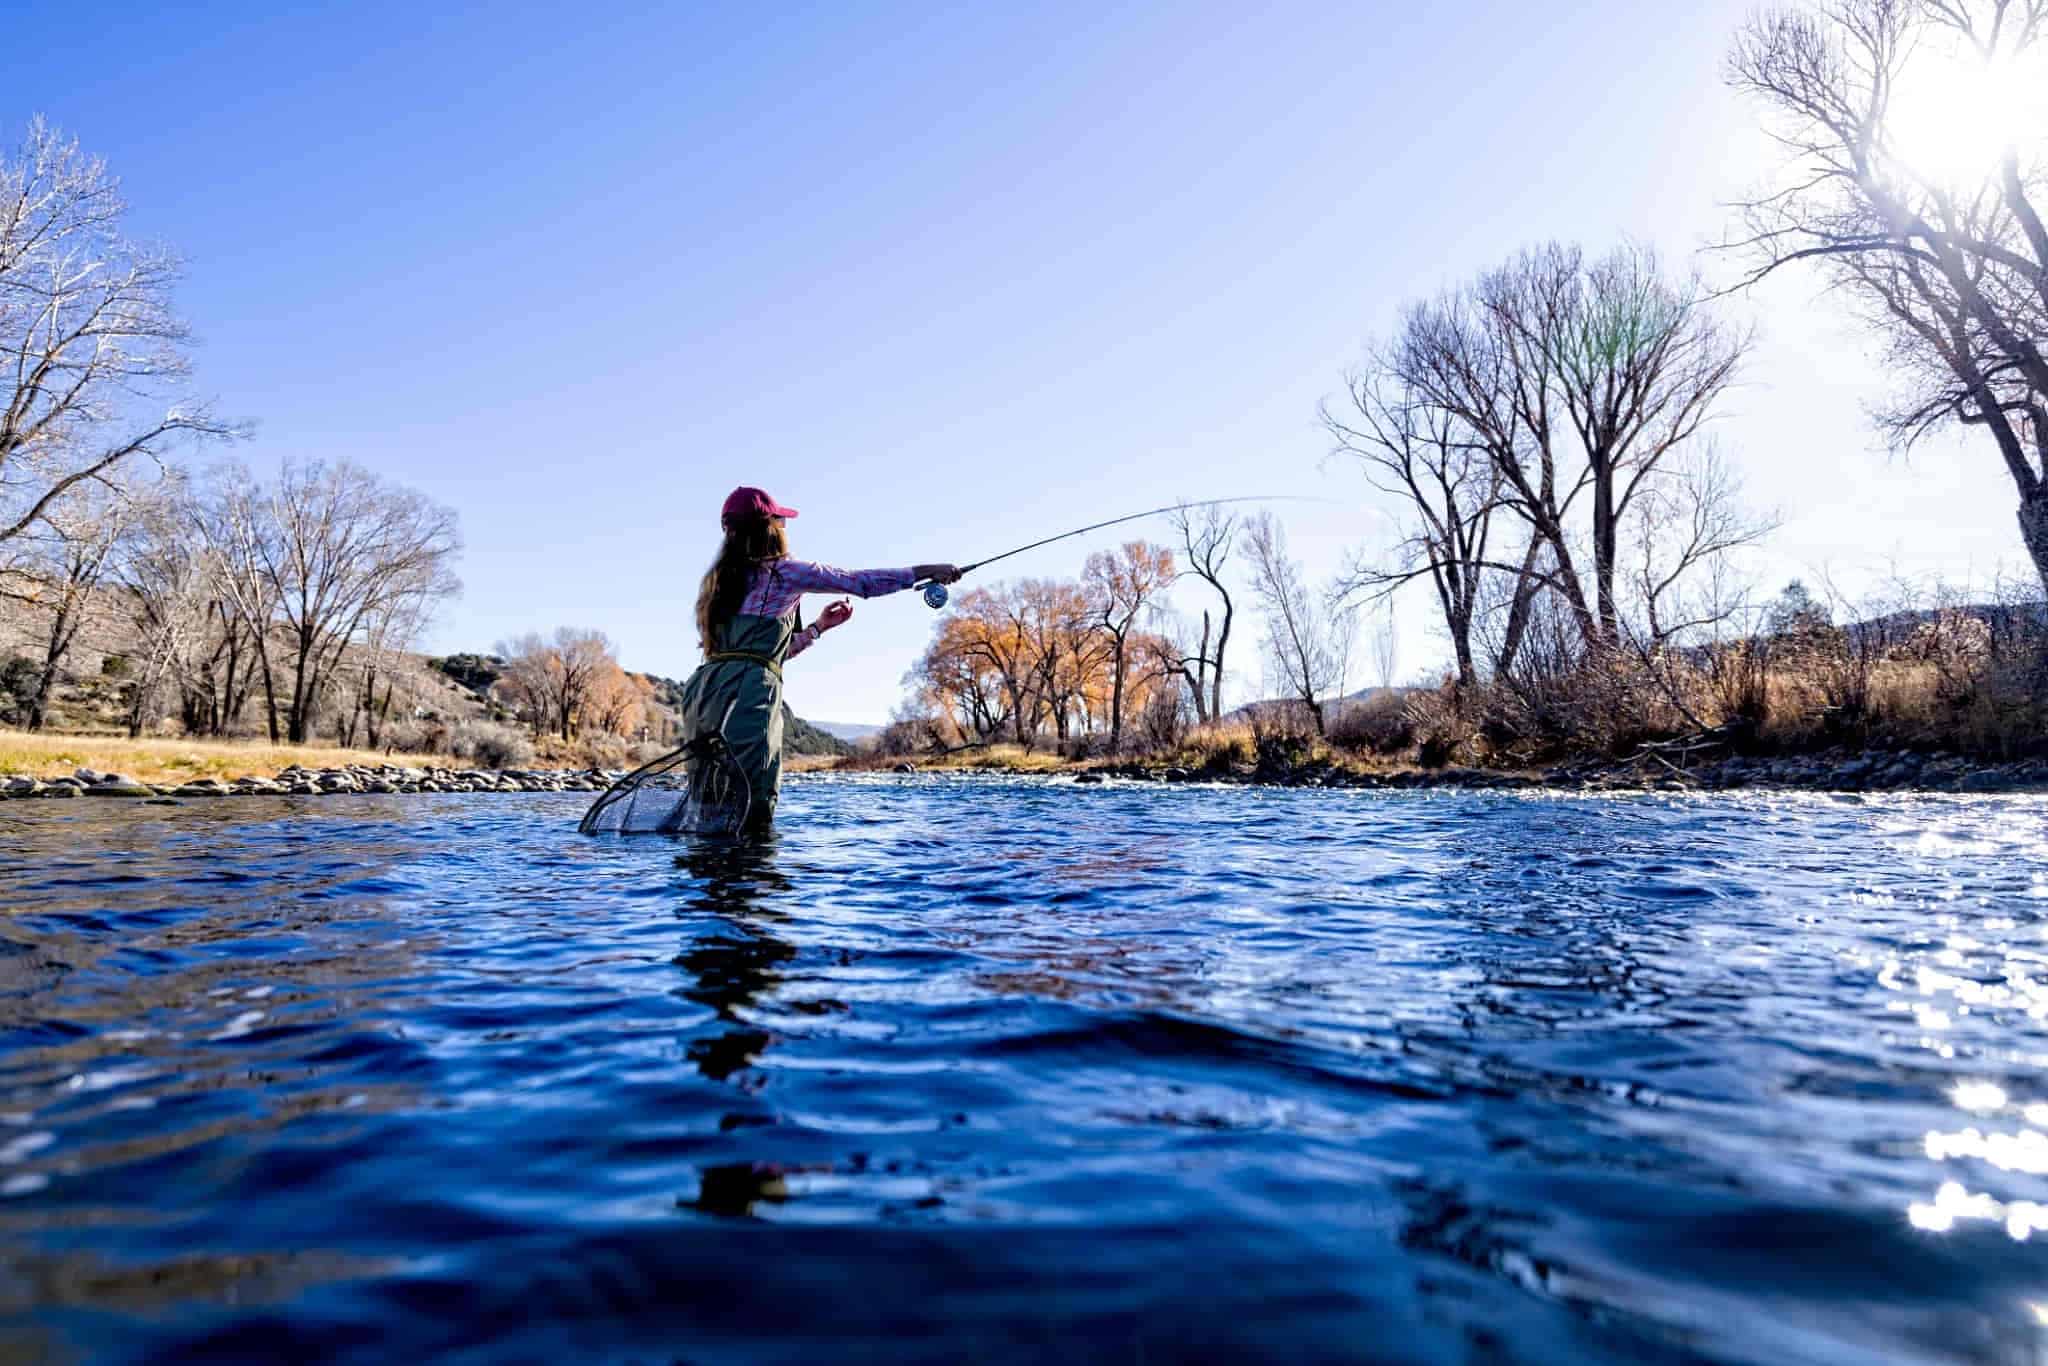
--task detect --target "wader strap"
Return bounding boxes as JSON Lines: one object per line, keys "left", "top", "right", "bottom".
{"left": 706, "top": 650, "right": 784, "bottom": 680}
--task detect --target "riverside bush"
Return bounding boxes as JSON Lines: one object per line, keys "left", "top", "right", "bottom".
{"left": 1328, "top": 692, "right": 1414, "bottom": 754}
{"left": 451, "top": 721, "right": 534, "bottom": 769}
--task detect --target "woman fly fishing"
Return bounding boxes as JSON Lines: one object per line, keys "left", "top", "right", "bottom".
{"left": 580, "top": 490, "right": 1288, "bottom": 836}
{"left": 679, "top": 486, "right": 960, "bottom": 831}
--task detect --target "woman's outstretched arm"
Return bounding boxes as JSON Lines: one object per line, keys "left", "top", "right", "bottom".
{"left": 747, "top": 561, "right": 961, "bottom": 618}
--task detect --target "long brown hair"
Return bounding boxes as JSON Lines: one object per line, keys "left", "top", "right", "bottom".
{"left": 696, "top": 514, "right": 790, "bottom": 653}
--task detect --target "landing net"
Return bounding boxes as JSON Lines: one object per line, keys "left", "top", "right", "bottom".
{"left": 578, "top": 708, "right": 752, "bottom": 837}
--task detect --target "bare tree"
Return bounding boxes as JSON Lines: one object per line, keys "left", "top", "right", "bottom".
{"left": 198, "top": 466, "right": 288, "bottom": 740}
{"left": 115, "top": 483, "right": 211, "bottom": 739}
{"left": 1390, "top": 243, "right": 1749, "bottom": 654}
{"left": 0, "top": 119, "right": 237, "bottom": 548}
{"left": 1368, "top": 604, "right": 1399, "bottom": 693}
{"left": 1325, "top": 367, "right": 1502, "bottom": 686}
{"left": 1486, "top": 244, "right": 1748, "bottom": 646}
{"left": 342, "top": 591, "right": 432, "bottom": 750}
{"left": 1167, "top": 500, "right": 1239, "bottom": 720}
{"left": 259, "top": 459, "right": 461, "bottom": 743}
{"left": 1726, "top": 0, "right": 2048, "bottom": 588}
{"left": 1, "top": 479, "right": 130, "bottom": 729}
{"left": 1245, "top": 512, "right": 1348, "bottom": 733}
{"left": 1621, "top": 444, "right": 1776, "bottom": 649}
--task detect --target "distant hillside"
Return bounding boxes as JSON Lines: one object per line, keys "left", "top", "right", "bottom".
{"left": 812, "top": 720, "right": 882, "bottom": 744}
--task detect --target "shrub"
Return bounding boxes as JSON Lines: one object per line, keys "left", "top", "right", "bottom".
{"left": 0, "top": 656, "right": 37, "bottom": 725}
{"left": 451, "top": 720, "right": 534, "bottom": 770}
{"left": 1328, "top": 691, "right": 1414, "bottom": 753}
{"left": 376, "top": 719, "right": 435, "bottom": 755}
{"left": 1407, "top": 686, "right": 1473, "bottom": 767}
{"left": 577, "top": 732, "right": 630, "bottom": 770}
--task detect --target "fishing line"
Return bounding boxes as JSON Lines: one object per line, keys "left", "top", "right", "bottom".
{"left": 915, "top": 495, "right": 1322, "bottom": 609}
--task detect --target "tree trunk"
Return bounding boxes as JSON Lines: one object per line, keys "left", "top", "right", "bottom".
{"left": 2020, "top": 491, "right": 2048, "bottom": 600}
{"left": 26, "top": 602, "right": 77, "bottom": 733}
{"left": 1591, "top": 464, "right": 1619, "bottom": 646}
{"left": 24, "top": 669, "right": 53, "bottom": 732}
{"left": 255, "top": 644, "right": 281, "bottom": 743}
{"left": 1108, "top": 635, "right": 1127, "bottom": 750}
{"left": 286, "top": 631, "right": 315, "bottom": 744}
{"left": 1495, "top": 539, "right": 1545, "bottom": 678}
{"left": 1451, "top": 629, "right": 1477, "bottom": 691}
{"left": 1211, "top": 596, "right": 1232, "bottom": 721}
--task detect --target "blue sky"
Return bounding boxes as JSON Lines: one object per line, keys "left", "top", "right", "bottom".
{"left": 12, "top": 1, "right": 2023, "bottom": 722}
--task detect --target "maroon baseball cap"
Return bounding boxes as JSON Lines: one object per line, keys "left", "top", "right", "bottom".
{"left": 721, "top": 486, "right": 799, "bottom": 526}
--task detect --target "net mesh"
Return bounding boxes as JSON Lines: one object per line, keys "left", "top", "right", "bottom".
{"left": 578, "top": 728, "right": 752, "bottom": 837}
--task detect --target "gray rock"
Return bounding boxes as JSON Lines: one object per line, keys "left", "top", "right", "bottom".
{"left": 1074, "top": 773, "right": 1105, "bottom": 785}
{"left": 89, "top": 781, "right": 156, "bottom": 798}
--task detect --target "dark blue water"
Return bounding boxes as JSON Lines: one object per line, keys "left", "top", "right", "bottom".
{"left": 3, "top": 777, "right": 2047, "bottom": 1363}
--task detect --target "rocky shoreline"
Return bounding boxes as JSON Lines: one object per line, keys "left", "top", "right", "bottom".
{"left": 941, "top": 745, "right": 2048, "bottom": 795}
{"left": 5, "top": 746, "right": 2047, "bottom": 803}
{"left": 0, "top": 763, "right": 625, "bottom": 802}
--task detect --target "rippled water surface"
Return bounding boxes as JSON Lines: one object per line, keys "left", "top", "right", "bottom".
{"left": 6, "top": 777, "right": 2048, "bottom": 1362}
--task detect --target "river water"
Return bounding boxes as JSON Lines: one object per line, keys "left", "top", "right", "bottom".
{"left": 3, "top": 777, "right": 2047, "bottom": 1363}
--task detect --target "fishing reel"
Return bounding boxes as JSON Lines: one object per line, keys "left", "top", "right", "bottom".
{"left": 922, "top": 581, "right": 949, "bottom": 610}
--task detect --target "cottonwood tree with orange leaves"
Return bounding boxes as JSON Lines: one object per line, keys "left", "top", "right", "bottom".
{"left": 1083, "top": 541, "right": 1177, "bottom": 750}
{"left": 907, "top": 545, "right": 1184, "bottom": 753}
{"left": 586, "top": 662, "right": 658, "bottom": 739}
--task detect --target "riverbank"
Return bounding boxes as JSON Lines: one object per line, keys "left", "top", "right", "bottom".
{"left": 838, "top": 740, "right": 2048, "bottom": 794}
{"left": 5, "top": 732, "right": 2046, "bottom": 800}
{"left": 2, "top": 761, "right": 620, "bottom": 800}
{"left": 0, "top": 732, "right": 466, "bottom": 785}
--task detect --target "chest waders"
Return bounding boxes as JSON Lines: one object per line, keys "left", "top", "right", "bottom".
{"left": 578, "top": 611, "right": 797, "bottom": 836}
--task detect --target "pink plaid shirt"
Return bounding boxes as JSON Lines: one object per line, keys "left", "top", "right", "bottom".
{"left": 741, "top": 559, "right": 918, "bottom": 660}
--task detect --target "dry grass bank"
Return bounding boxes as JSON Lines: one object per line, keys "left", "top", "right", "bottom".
{"left": 0, "top": 731, "right": 460, "bottom": 784}
{"left": 835, "top": 742, "right": 1083, "bottom": 774}
{"left": 833, "top": 725, "right": 1420, "bottom": 781}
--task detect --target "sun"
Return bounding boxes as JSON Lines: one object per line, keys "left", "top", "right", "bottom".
{"left": 1882, "top": 28, "right": 2048, "bottom": 187}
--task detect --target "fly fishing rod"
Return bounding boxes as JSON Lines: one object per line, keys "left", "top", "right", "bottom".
{"left": 914, "top": 496, "right": 1317, "bottom": 609}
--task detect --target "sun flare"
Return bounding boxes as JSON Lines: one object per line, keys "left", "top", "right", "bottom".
{"left": 1883, "top": 31, "right": 2048, "bottom": 185}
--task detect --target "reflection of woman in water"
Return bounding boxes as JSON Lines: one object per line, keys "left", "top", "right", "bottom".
{"left": 673, "top": 840, "right": 795, "bottom": 1083}
{"left": 677, "top": 486, "right": 960, "bottom": 831}
{"left": 673, "top": 839, "right": 800, "bottom": 1216}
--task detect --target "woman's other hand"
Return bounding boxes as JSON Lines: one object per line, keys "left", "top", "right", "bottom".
{"left": 914, "top": 563, "right": 963, "bottom": 585}
{"left": 818, "top": 599, "right": 854, "bottom": 631}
